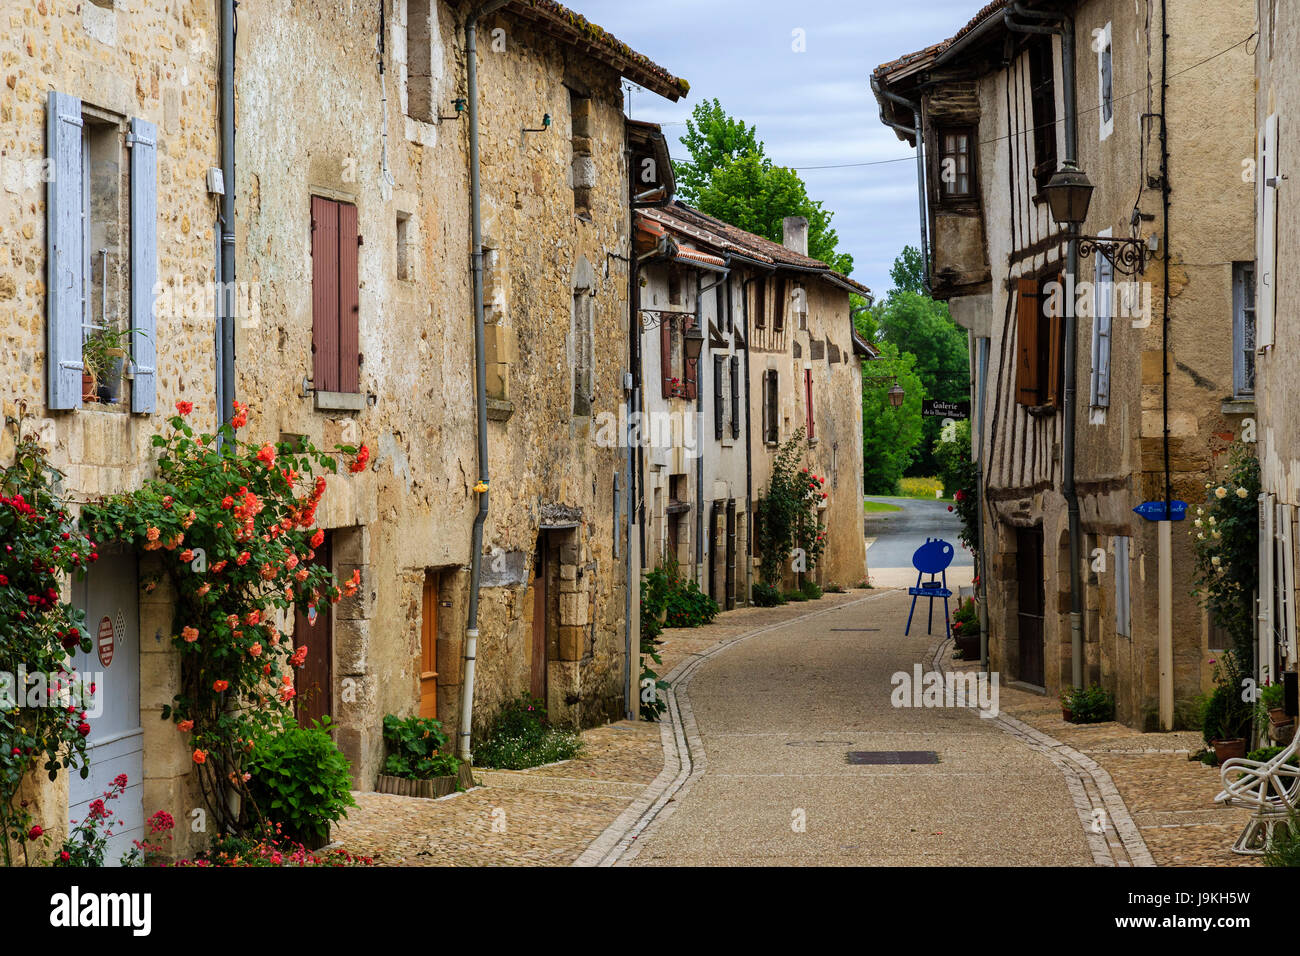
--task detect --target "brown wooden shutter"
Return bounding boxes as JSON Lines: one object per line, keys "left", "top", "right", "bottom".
{"left": 804, "top": 368, "right": 814, "bottom": 439}
{"left": 311, "top": 196, "right": 340, "bottom": 393}
{"left": 661, "top": 316, "right": 673, "bottom": 398}
{"left": 1015, "top": 278, "right": 1040, "bottom": 405}
{"left": 765, "top": 369, "right": 779, "bottom": 442}
{"left": 338, "top": 201, "right": 360, "bottom": 394}
{"left": 1045, "top": 272, "right": 1064, "bottom": 407}
{"left": 754, "top": 280, "right": 766, "bottom": 329}
{"left": 684, "top": 314, "right": 699, "bottom": 399}
{"left": 761, "top": 370, "right": 768, "bottom": 443}
{"left": 774, "top": 277, "right": 787, "bottom": 331}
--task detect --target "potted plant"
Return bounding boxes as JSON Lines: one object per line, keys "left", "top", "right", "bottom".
{"left": 1203, "top": 652, "right": 1253, "bottom": 763}
{"left": 1257, "top": 681, "right": 1295, "bottom": 744}
{"left": 951, "top": 597, "right": 981, "bottom": 660}
{"left": 375, "top": 714, "right": 471, "bottom": 797}
{"left": 81, "top": 325, "right": 131, "bottom": 404}
{"left": 1060, "top": 688, "right": 1074, "bottom": 723}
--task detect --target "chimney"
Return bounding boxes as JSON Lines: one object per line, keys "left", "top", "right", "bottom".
{"left": 782, "top": 216, "right": 809, "bottom": 257}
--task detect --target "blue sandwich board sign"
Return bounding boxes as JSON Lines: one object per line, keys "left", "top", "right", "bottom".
{"left": 1133, "top": 500, "right": 1187, "bottom": 522}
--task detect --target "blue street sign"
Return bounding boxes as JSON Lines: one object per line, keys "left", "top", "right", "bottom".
{"left": 1133, "top": 500, "right": 1187, "bottom": 522}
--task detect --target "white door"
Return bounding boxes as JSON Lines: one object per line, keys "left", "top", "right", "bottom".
{"left": 69, "top": 554, "right": 143, "bottom": 865}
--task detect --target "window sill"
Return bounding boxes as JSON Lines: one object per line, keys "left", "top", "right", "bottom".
{"left": 486, "top": 398, "right": 514, "bottom": 423}
{"left": 314, "top": 391, "right": 366, "bottom": 413}
{"left": 1022, "top": 402, "right": 1057, "bottom": 418}
{"left": 807, "top": 436, "right": 819, "bottom": 446}
{"left": 1221, "top": 397, "right": 1255, "bottom": 415}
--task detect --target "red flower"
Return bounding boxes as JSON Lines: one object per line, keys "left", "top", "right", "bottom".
{"left": 349, "top": 445, "right": 371, "bottom": 474}
{"left": 113, "top": 773, "right": 128, "bottom": 788}
{"left": 257, "top": 443, "right": 277, "bottom": 470}
{"left": 954, "top": 490, "right": 965, "bottom": 503}
{"left": 230, "top": 400, "right": 248, "bottom": 429}
{"left": 947, "top": 505, "right": 954, "bottom": 512}
{"left": 27, "top": 825, "right": 42, "bottom": 840}
{"left": 175, "top": 400, "right": 193, "bottom": 415}
{"left": 178, "top": 719, "right": 194, "bottom": 733}
{"left": 289, "top": 645, "right": 309, "bottom": 667}
{"left": 193, "top": 749, "right": 207, "bottom": 765}
{"left": 212, "top": 679, "right": 229, "bottom": 693}
{"left": 77, "top": 722, "right": 91, "bottom": 736}
{"left": 311, "top": 528, "right": 325, "bottom": 548}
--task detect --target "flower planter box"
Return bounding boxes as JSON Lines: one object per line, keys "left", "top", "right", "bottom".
{"left": 953, "top": 632, "right": 981, "bottom": 660}
{"left": 376, "top": 763, "right": 474, "bottom": 799}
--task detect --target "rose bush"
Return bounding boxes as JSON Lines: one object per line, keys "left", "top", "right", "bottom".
{"left": 755, "top": 428, "right": 827, "bottom": 587}
{"left": 80, "top": 402, "right": 366, "bottom": 834}
{"left": 0, "top": 429, "right": 97, "bottom": 866}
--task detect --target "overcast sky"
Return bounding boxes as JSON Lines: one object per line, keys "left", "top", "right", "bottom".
{"left": 576, "top": 0, "right": 982, "bottom": 299}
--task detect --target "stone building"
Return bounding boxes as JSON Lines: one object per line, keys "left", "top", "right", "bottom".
{"left": 874, "top": 0, "right": 1255, "bottom": 727}
{"left": 1, "top": 0, "right": 685, "bottom": 860}
{"left": 1254, "top": 0, "right": 1300, "bottom": 686}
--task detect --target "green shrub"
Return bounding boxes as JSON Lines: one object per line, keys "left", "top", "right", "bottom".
{"left": 1265, "top": 811, "right": 1300, "bottom": 867}
{"left": 752, "top": 582, "right": 785, "bottom": 607}
{"left": 381, "top": 714, "right": 460, "bottom": 780}
{"left": 952, "top": 596, "right": 979, "bottom": 638}
{"left": 823, "top": 582, "right": 846, "bottom": 594}
{"left": 800, "top": 579, "right": 823, "bottom": 600}
{"left": 473, "top": 694, "right": 583, "bottom": 770}
{"left": 782, "top": 589, "right": 808, "bottom": 602}
{"left": 247, "top": 717, "right": 356, "bottom": 845}
{"left": 1202, "top": 653, "right": 1253, "bottom": 745}
{"left": 1246, "top": 745, "right": 1298, "bottom": 765}
{"left": 1061, "top": 684, "right": 1115, "bottom": 724}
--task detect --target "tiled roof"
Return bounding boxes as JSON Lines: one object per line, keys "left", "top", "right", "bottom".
{"left": 506, "top": 1, "right": 689, "bottom": 101}
{"left": 872, "top": 0, "right": 1010, "bottom": 82}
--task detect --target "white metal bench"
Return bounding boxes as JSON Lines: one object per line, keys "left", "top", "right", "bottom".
{"left": 1215, "top": 736, "right": 1300, "bottom": 855}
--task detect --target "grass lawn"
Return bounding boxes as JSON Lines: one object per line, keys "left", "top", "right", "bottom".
{"left": 863, "top": 499, "right": 904, "bottom": 514}
{"left": 895, "top": 477, "right": 951, "bottom": 502}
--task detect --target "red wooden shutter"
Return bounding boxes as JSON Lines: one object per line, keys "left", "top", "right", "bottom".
{"left": 1015, "top": 278, "right": 1040, "bottom": 405}
{"left": 338, "top": 201, "right": 360, "bottom": 394}
{"left": 311, "top": 196, "right": 340, "bottom": 393}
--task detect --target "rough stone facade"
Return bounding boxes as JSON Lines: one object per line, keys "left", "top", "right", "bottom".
{"left": 875, "top": 0, "right": 1256, "bottom": 727}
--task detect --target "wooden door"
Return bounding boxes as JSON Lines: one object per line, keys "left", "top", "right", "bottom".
{"left": 295, "top": 534, "right": 333, "bottom": 727}
{"left": 1016, "top": 527, "right": 1045, "bottom": 686}
{"left": 419, "top": 572, "right": 438, "bottom": 719}
{"left": 725, "top": 500, "right": 737, "bottom": 610}
{"left": 531, "top": 544, "right": 547, "bottom": 701}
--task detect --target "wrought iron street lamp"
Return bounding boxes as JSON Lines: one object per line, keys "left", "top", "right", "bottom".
{"left": 1043, "top": 161, "right": 1149, "bottom": 275}
{"left": 864, "top": 371, "right": 905, "bottom": 408}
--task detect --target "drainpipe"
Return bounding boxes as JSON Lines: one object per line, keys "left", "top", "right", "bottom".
{"left": 458, "top": 0, "right": 510, "bottom": 763}
{"left": 218, "top": 0, "right": 236, "bottom": 425}
{"left": 871, "top": 75, "right": 931, "bottom": 293}
{"left": 1005, "top": 1, "right": 1083, "bottom": 690}
{"left": 695, "top": 268, "right": 730, "bottom": 588}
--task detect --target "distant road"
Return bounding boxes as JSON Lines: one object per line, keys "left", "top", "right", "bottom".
{"left": 864, "top": 496, "right": 974, "bottom": 589}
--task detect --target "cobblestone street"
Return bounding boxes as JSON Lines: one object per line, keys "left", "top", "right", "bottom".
{"left": 335, "top": 587, "right": 1257, "bottom": 867}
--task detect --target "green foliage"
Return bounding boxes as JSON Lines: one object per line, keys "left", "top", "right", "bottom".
{"left": 888, "top": 245, "right": 928, "bottom": 296}
{"left": 895, "top": 476, "right": 945, "bottom": 499}
{"left": 800, "top": 579, "right": 823, "bottom": 600}
{"left": 1189, "top": 451, "right": 1261, "bottom": 671}
{"left": 0, "top": 429, "right": 95, "bottom": 866}
{"left": 751, "top": 582, "right": 785, "bottom": 607}
{"left": 756, "top": 429, "right": 827, "bottom": 585}
{"left": 673, "top": 100, "right": 853, "bottom": 274}
{"left": 246, "top": 716, "right": 356, "bottom": 846}
{"left": 381, "top": 714, "right": 460, "bottom": 780}
{"left": 933, "top": 419, "right": 980, "bottom": 555}
{"left": 79, "top": 402, "right": 363, "bottom": 835}
{"left": 1201, "top": 653, "right": 1253, "bottom": 745}
{"left": 195, "top": 823, "right": 374, "bottom": 866}
{"left": 1247, "top": 745, "right": 1297, "bottom": 765}
{"left": 782, "top": 589, "right": 808, "bottom": 602}
{"left": 952, "top": 596, "right": 979, "bottom": 639}
{"left": 1061, "top": 684, "right": 1116, "bottom": 723}
{"left": 1264, "top": 811, "right": 1300, "bottom": 867}
{"left": 861, "top": 342, "right": 925, "bottom": 494}
{"left": 638, "top": 577, "right": 669, "bottom": 721}
{"left": 823, "top": 583, "right": 846, "bottom": 594}
{"left": 473, "top": 695, "right": 583, "bottom": 770}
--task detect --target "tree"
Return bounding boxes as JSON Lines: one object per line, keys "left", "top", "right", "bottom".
{"left": 673, "top": 101, "right": 854, "bottom": 276}
{"left": 861, "top": 341, "right": 924, "bottom": 494}
{"left": 888, "top": 245, "right": 928, "bottom": 296}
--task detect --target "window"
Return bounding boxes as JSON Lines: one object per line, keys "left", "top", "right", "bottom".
{"left": 729, "top": 355, "right": 740, "bottom": 439}
{"left": 659, "top": 313, "right": 697, "bottom": 400}
{"left": 396, "top": 212, "right": 412, "bottom": 280}
{"left": 752, "top": 279, "right": 766, "bottom": 329}
{"left": 311, "top": 195, "right": 361, "bottom": 395}
{"left": 761, "top": 369, "right": 779, "bottom": 443}
{"left": 667, "top": 269, "right": 681, "bottom": 306}
{"left": 804, "top": 368, "right": 815, "bottom": 440}
{"left": 569, "top": 88, "right": 593, "bottom": 218}
{"left": 1233, "top": 262, "right": 1256, "bottom": 398}
{"left": 572, "top": 285, "right": 594, "bottom": 417}
{"left": 1014, "top": 277, "right": 1063, "bottom": 407}
{"left": 1089, "top": 238, "right": 1113, "bottom": 411}
{"left": 45, "top": 91, "right": 157, "bottom": 412}
{"left": 405, "top": 0, "right": 437, "bottom": 124}
{"left": 1114, "top": 536, "right": 1130, "bottom": 637}
{"left": 1097, "top": 22, "right": 1113, "bottom": 141}
{"left": 1028, "top": 38, "right": 1059, "bottom": 190}
{"left": 939, "top": 127, "right": 974, "bottom": 199}
{"left": 713, "top": 354, "right": 725, "bottom": 439}
{"left": 774, "top": 277, "right": 787, "bottom": 332}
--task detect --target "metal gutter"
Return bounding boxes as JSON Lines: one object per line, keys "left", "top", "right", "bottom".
{"left": 218, "top": 0, "right": 235, "bottom": 425}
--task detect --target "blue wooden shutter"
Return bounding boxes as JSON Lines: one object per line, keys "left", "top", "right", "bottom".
{"left": 46, "top": 91, "right": 84, "bottom": 410}
{"left": 129, "top": 117, "right": 158, "bottom": 413}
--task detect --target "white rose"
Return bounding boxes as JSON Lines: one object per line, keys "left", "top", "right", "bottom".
{"left": 1215, "top": 487, "right": 1228, "bottom": 499}
{"left": 1213, "top": 531, "right": 1221, "bottom": 539}
{"left": 1194, "top": 519, "right": 1203, "bottom": 528}
{"left": 1237, "top": 487, "right": 1249, "bottom": 499}
{"left": 1198, "top": 532, "right": 1205, "bottom": 539}
{"left": 1211, "top": 556, "right": 1221, "bottom": 566}
{"left": 1208, "top": 516, "right": 1216, "bottom": 525}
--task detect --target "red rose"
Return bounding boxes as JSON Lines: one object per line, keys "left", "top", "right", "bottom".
{"left": 175, "top": 400, "right": 193, "bottom": 415}
{"left": 947, "top": 506, "right": 954, "bottom": 512}
{"left": 77, "top": 722, "right": 91, "bottom": 736}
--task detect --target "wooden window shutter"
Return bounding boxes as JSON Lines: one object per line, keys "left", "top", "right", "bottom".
{"left": 713, "top": 354, "right": 724, "bottom": 439}
{"left": 660, "top": 315, "right": 673, "bottom": 398}
{"left": 338, "top": 201, "right": 360, "bottom": 394}
{"left": 311, "top": 196, "right": 341, "bottom": 393}
{"left": 1259, "top": 113, "right": 1279, "bottom": 348}
{"left": 684, "top": 314, "right": 698, "bottom": 399}
{"left": 765, "top": 369, "right": 779, "bottom": 442}
{"left": 1045, "top": 273, "right": 1064, "bottom": 407}
{"left": 754, "top": 280, "right": 766, "bottom": 329}
{"left": 729, "top": 355, "right": 740, "bottom": 438}
{"left": 1015, "top": 279, "right": 1041, "bottom": 405}
{"left": 46, "top": 91, "right": 84, "bottom": 410}
{"left": 774, "top": 277, "right": 786, "bottom": 331}
{"left": 760, "top": 370, "right": 768, "bottom": 443}
{"left": 804, "top": 367, "right": 814, "bottom": 439}
{"left": 129, "top": 117, "right": 158, "bottom": 413}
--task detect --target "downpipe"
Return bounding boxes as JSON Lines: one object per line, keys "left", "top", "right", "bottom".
{"left": 459, "top": 0, "right": 510, "bottom": 763}
{"left": 870, "top": 75, "right": 930, "bottom": 294}
{"left": 695, "top": 268, "right": 730, "bottom": 588}
{"left": 218, "top": 0, "right": 236, "bottom": 425}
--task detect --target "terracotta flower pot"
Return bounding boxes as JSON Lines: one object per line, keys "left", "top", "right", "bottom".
{"left": 1269, "top": 707, "right": 1289, "bottom": 725}
{"left": 1213, "top": 738, "right": 1247, "bottom": 763}
{"left": 82, "top": 372, "right": 97, "bottom": 403}
{"left": 1062, "top": 708, "right": 1073, "bottom": 723}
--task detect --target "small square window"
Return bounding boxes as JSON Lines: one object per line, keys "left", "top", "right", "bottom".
{"left": 939, "top": 127, "right": 974, "bottom": 199}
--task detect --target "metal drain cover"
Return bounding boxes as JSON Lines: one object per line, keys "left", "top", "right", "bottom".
{"left": 845, "top": 751, "right": 939, "bottom": 765}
